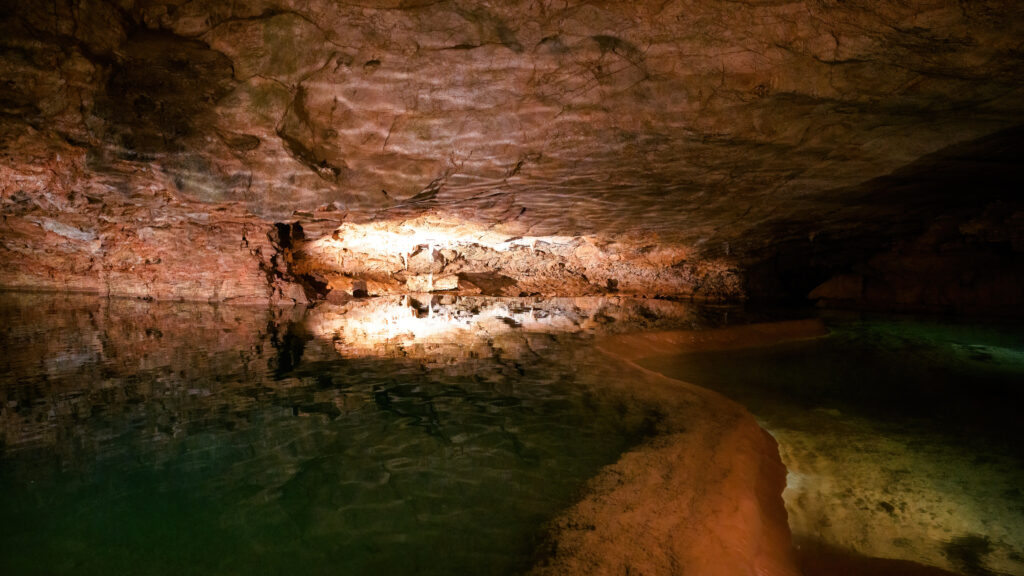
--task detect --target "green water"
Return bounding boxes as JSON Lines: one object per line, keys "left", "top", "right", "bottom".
{"left": 640, "top": 314, "right": 1024, "bottom": 576}
{"left": 7, "top": 292, "right": 1021, "bottom": 575}
{"left": 0, "top": 293, "right": 670, "bottom": 576}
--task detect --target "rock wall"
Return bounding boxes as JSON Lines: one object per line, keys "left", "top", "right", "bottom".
{"left": 809, "top": 210, "right": 1024, "bottom": 316}
{"left": 288, "top": 214, "right": 742, "bottom": 299}
{"left": 1, "top": 0, "right": 1022, "bottom": 304}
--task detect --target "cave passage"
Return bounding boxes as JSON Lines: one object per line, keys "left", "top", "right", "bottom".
{"left": 2, "top": 1, "right": 1023, "bottom": 575}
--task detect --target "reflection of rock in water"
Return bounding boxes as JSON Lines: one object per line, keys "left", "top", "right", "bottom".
{"left": 304, "top": 294, "right": 706, "bottom": 362}
{"left": 0, "top": 292, "right": 283, "bottom": 460}
{"left": 0, "top": 293, "right": 699, "bottom": 461}
{"left": 0, "top": 291, "right": 817, "bottom": 576}
{"left": 0, "top": 292, "right": 711, "bottom": 472}
{"left": 0, "top": 291, "right": 688, "bottom": 575}
{"left": 269, "top": 320, "right": 312, "bottom": 377}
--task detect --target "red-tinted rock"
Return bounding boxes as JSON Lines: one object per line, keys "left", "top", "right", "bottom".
{"left": 1, "top": 0, "right": 1022, "bottom": 305}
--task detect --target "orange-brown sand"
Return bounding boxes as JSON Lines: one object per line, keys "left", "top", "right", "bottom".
{"left": 532, "top": 319, "right": 831, "bottom": 576}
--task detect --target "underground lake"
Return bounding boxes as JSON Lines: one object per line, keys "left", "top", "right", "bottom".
{"left": 1, "top": 291, "right": 1021, "bottom": 575}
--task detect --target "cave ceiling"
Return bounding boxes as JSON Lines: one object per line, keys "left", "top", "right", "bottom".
{"left": 0, "top": 0, "right": 1022, "bottom": 301}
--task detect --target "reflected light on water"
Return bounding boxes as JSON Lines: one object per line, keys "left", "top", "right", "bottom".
{"left": 306, "top": 295, "right": 608, "bottom": 356}
{"left": 0, "top": 291, "right": 683, "bottom": 576}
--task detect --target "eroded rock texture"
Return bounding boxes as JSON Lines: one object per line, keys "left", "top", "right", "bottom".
{"left": 1, "top": 0, "right": 1022, "bottom": 305}
{"left": 286, "top": 214, "right": 742, "bottom": 299}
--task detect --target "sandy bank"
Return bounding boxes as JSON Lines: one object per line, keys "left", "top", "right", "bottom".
{"left": 601, "top": 319, "right": 830, "bottom": 361}
{"left": 531, "top": 319, "right": 829, "bottom": 576}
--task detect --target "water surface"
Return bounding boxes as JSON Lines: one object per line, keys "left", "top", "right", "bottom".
{"left": 640, "top": 314, "right": 1024, "bottom": 576}
{"left": 9, "top": 292, "right": 1018, "bottom": 575}
{"left": 0, "top": 293, "right": 696, "bottom": 576}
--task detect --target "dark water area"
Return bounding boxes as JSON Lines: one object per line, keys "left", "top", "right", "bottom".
{"left": 0, "top": 292, "right": 690, "bottom": 576}
{"left": 645, "top": 314, "right": 1024, "bottom": 456}
{"left": 640, "top": 313, "right": 1024, "bottom": 576}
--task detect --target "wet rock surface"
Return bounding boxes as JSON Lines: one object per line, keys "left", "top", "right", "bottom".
{"left": 1, "top": 0, "right": 1022, "bottom": 305}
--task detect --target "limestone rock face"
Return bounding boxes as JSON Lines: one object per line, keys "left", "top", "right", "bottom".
{"left": 809, "top": 212, "right": 1024, "bottom": 315}
{"left": 287, "top": 214, "right": 742, "bottom": 298}
{"left": 1, "top": 0, "right": 1022, "bottom": 303}
{"left": 405, "top": 273, "right": 458, "bottom": 292}
{"left": 0, "top": 125, "right": 306, "bottom": 304}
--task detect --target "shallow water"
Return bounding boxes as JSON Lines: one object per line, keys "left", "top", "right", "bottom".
{"left": 640, "top": 314, "right": 1024, "bottom": 576}
{"left": 0, "top": 292, "right": 699, "bottom": 576}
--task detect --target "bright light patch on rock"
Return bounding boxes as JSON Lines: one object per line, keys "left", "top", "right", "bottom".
{"left": 288, "top": 215, "right": 741, "bottom": 299}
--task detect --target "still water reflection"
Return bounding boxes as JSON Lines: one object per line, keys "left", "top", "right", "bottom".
{"left": 0, "top": 292, "right": 703, "bottom": 576}
{"left": 9, "top": 291, "right": 1017, "bottom": 575}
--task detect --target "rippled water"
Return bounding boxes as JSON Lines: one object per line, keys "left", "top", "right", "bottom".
{"left": 0, "top": 292, "right": 701, "bottom": 576}
{"left": 640, "top": 314, "right": 1024, "bottom": 576}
